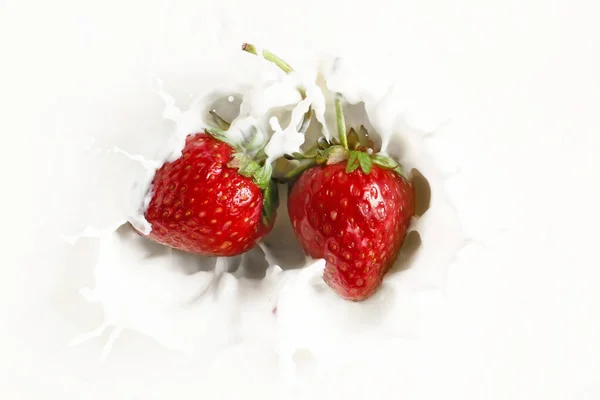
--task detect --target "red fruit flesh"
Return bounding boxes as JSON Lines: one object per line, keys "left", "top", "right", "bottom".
{"left": 144, "top": 133, "right": 274, "bottom": 256}
{"left": 288, "top": 163, "right": 415, "bottom": 301}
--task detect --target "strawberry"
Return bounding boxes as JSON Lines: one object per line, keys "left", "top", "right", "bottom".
{"left": 144, "top": 132, "right": 278, "bottom": 256}
{"left": 287, "top": 94, "right": 415, "bottom": 301}
{"left": 141, "top": 43, "right": 309, "bottom": 257}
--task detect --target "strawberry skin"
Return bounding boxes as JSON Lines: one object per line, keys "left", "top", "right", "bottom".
{"left": 288, "top": 163, "right": 415, "bottom": 301}
{"left": 144, "top": 133, "right": 274, "bottom": 256}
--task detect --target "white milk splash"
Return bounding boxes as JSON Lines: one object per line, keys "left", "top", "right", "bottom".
{"left": 65, "top": 49, "right": 463, "bottom": 380}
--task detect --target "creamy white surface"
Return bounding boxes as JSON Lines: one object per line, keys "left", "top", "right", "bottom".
{"left": 64, "top": 51, "right": 462, "bottom": 378}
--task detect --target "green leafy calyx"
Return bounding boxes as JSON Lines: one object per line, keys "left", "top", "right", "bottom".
{"left": 284, "top": 122, "right": 404, "bottom": 177}
{"left": 227, "top": 153, "right": 277, "bottom": 225}
{"left": 299, "top": 91, "right": 405, "bottom": 178}
{"left": 208, "top": 109, "right": 277, "bottom": 227}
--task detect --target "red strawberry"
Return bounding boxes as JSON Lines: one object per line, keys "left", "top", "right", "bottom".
{"left": 287, "top": 94, "right": 415, "bottom": 301}
{"left": 141, "top": 43, "right": 309, "bottom": 257}
{"left": 143, "top": 132, "right": 278, "bottom": 257}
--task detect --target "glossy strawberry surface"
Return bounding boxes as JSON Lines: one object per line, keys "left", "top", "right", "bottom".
{"left": 144, "top": 133, "right": 274, "bottom": 256}
{"left": 288, "top": 163, "right": 414, "bottom": 300}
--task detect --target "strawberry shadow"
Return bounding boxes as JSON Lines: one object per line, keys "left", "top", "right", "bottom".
{"left": 236, "top": 247, "right": 269, "bottom": 279}
{"left": 411, "top": 168, "right": 431, "bottom": 218}
{"left": 389, "top": 230, "right": 422, "bottom": 275}
{"left": 261, "top": 185, "right": 308, "bottom": 271}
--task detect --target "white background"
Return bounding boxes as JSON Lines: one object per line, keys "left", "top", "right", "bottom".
{"left": 1, "top": 0, "right": 600, "bottom": 398}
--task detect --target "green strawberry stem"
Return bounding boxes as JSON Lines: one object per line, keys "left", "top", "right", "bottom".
{"left": 205, "top": 126, "right": 227, "bottom": 137}
{"left": 284, "top": 159, "right": 317, "bottom": 179}
{"left": 242, "top": 43, "right": 311, "bottom": 133}
{"left": 335, "top": 93, "right": 348, "bottom": 149}
{"left": 242, "top": 43, "right": 294, "bottom": 74}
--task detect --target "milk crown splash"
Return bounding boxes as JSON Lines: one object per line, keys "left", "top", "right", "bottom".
{"left": 67, "top": 45, "right": 463, "bottom": 380}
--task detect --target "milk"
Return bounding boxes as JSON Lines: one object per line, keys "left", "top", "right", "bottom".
{"left": 66, "top": 48, "right": 463, "bottom": 379}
